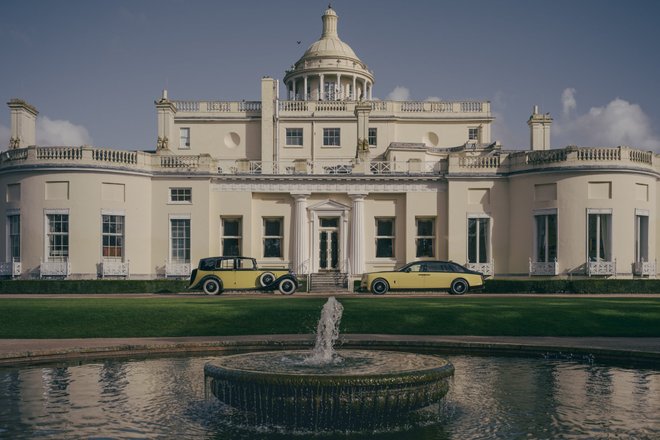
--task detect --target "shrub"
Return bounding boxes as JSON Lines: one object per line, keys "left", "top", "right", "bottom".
{"left": 0, "top": 279, "right": 189, "bottom": 294}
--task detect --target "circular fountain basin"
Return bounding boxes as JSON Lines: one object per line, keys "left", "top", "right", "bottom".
{"left": 204, "top": 349, "right": 454, "bottom": 430}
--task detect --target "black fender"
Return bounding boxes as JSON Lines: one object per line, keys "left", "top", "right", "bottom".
{"left": 262, "top": 274, "right": 298, "bottom": 291}
{"left": 192, "top": 275, "right": 222, "bottom": 291}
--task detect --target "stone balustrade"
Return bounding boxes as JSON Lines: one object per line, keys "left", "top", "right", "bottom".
{"left": 277, "top": 100, "right": 490, "bottom": 116}
{"left": 173, "top": 101, "right": 262, "bottom": 114}
{"left": 1, "top": 145, "right": 657, "bottom": 177}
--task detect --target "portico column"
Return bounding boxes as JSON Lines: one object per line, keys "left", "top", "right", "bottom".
{"left": 292, "top": 193, "right": 310, "bottom": 274}
{"left": 352, "top": 76, "right": 357, "bottom": 100}
{"left": 293, "top": 79, "right": 297, "bottom": 100}
{"left": 303, "top": 75, "right": 308, "bottom": 101}
{"left": 320, "top": 74, "right": 325, "bottom": 100}
{"left": 337, "top": 73, "right": 342, "bottom": 99}
{"left": 349, "top": 193, "right": 368, "bottom": 275}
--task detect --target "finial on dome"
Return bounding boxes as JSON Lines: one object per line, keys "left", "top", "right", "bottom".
{"left": 322, "top": 4, "right": 338, "bottom": 37}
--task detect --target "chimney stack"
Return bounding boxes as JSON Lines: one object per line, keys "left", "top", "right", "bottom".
{"left": 528, "top": 105, "right": 552, "bottom": 151}
{"left": 7, "top": 99, "right": 38, "bottom": 149}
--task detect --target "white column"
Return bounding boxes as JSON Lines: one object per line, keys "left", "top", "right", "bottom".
{"left": 292, "top": 193, "right": 310, "bottom": 274}
{"left": 368, "top": 81, "right": 373, "bottom": 100}
{"left": 303, "top": 75, "right": 308, "bottom": 101}
{"left": 352, "top": 76, "right": 357, "bottom": 100}
{"left": 349, "top": 193, "right": 368, "bottom": 275}
{"left": 293, "top": 79, "right": 297, "bottom": 101}
{"left": 319, "top": 74, "right": 325, "bottom": 101}
{"left": 337, "top": 73, "right": 342, "bottom": 99}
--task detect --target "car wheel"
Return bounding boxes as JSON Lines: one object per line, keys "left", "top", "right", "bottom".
{"left": 371, "top": 278, "right": 389, "bottom": 295}
{"left": 259, "top": 272, "right": 276, "bottom": 287}
{"left": 203, "top": 278, "right": 222, "bottom": 295}
{"left": 278, "top": 278, "right": 297, "bottom": 295}
{"left": 450, "top": 278, "right": 468, "bottom": 295}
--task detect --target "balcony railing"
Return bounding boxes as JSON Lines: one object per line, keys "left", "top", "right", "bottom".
{"left": 276, "top": 100, "right": 490, "bottom": 115}
{"left": 101, "top": 259, "right": 130, "bottom": 278}
{"left": 40, "top": 259, "right": 71, "bottom": 278}
{"left": 0, "top": 258, "right": 21, "bottom": 278}
{"left": 529, "top": 259, "right": 558, "bottom": 276}
{"left": 166, "top": 261, "right": 191, "bottom": 278}
{"left": 587, "top": 259, "right": 616, "bottom": 276}
{"left": 466, "top": 261, "right": 493, "bottom": 276}
{"left": 633, "top": 260, "right": 656, "bottom": 277}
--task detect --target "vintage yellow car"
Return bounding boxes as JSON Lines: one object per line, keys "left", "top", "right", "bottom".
{"left": 188, "top": 256, "right": 298, "bottom": 295}
{"left": 360, "top": 260, "right": 484, "bottom": 295}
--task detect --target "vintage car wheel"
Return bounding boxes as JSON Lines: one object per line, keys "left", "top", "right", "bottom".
{"left": 450, "top": 278, "right": 468, "bottom": 295}
{"left": 203, "top": 278, "right": 222, "bottom": 295}
{"left": 278, "top": 278, "right": 297, "bottom": 295}
{"left": 371, "top": 278, "right": 389, "bottom": 295}
{"left": 259, "top": 272, "right": 276, "bottom": 287}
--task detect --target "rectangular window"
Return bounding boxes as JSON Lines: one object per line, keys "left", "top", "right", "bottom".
{"left": 47, "top": 214, "right": 69, "bottom": 261}
{"left": 468, "top": 127, "right": 479, "bottom": 141}
{"left": 587, "top": 213, "right": 611, "bottom": 261}
{"left": 534, "top": 214, "right": 557, "bottom": 262}
{"left": 102, "top": 215, "right": 125, "bottom": 259}
{"left": 169, "top": 187, "right": 192, "bottom": 203}
{"left": 415, "top": 218, "right": 435, "bottom": 257}
{"left": 323, "top": 128, "right": 341, "bottom": 146}
{"left": 263, "top": 218, "right": 283, "bottom": 258}
{"left": 467, "top": 217, "right": 489, "bottom": 263}
{"left": 170, "top": 218, "right": 190, "bottom": 263}
{"left": 635, "top": 213, "right": 649, "bottom": 263}
{"left": 286, "top": 128, "right": 303, "bottom": 146}
{"left": 375, "top": 218, "right": 395, "bottom": 258}
{"left": 222, "top": 218, "right": 242, "bottom": 257}
{"left": 179, "top": 127, "right": 190, "bottom": 149}
{"left": 8, "top": 214, "right": 20, "bottom": 260}
{"left": 368, "top": 128, "right": 377, "bottom": 146}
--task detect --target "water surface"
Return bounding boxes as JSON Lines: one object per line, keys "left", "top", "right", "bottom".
{"left": 0, "top": 353, "right": 658, "bottom": 439}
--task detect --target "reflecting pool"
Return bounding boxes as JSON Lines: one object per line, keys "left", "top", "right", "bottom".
{"left": 0, "top": 353, "right": 658, "bottom": 439}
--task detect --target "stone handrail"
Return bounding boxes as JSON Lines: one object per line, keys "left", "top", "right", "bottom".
{"left": 36, "top": 146, "right": 84, "bottom": 160}
{"left": 576, "top": 147, "right": 621, "bottom": 161}
{"left": 173, "top": 101, "right": 261, "bottom": 114}
{"left": 160, "top": 155, "right": 199, "bottom": 168}
{"left": 458, "top": 155, "right": 500, "bottom": 168}
{"left": 92, "top": 149, "right": 138, "bottom": 164}
{"left": 277, "top": 100, "right": 490, "bottom": 115}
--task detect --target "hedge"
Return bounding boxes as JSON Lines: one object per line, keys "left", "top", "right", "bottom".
{"left": 354, "top": 278, "right": 660, "bottom": 294}
{"left": 0, "top": 279, "right": 189, "bottom": 294}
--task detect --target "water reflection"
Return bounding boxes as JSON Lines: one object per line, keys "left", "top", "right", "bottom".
{"left": 0, "top": 354, "right": 657, "bottom": 439}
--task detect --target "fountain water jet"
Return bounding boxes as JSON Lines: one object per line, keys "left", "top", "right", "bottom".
{"left": 204, "top": 297, "right": 454, "bottom": 431}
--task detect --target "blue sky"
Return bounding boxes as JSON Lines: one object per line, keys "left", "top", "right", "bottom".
{"left": 2, "top": 0, "right": 659, "bottom": 151}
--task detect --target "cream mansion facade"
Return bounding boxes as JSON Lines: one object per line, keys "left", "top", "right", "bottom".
{"left": 1, "top": 6, "right": 658, "bottom": 281}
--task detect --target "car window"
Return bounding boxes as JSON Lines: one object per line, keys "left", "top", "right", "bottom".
{"left": 426, "top": 262, "right": 444, "bottom": 272}
{"left": 406, "top": 263, "right": 423, "bottom": 272}
{"left": 449, "top": 263, "right": 467, "bottom": 273}
{"left": 236, "top": 258, "right": 255, "bottom": 270}
{"left": 218, "top": 259, "right": 234, "bottom": 270}
{"left": 199, "top": 259, "right": 216, "bottom": 270}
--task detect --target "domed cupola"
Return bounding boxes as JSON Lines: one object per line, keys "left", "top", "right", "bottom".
{"left": 283, "top": 6, "right": 375, "bottom": 101}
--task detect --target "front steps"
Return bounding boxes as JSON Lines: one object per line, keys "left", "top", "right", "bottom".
{"left": 308, "top": 272, "right": 348, "bottom": 292}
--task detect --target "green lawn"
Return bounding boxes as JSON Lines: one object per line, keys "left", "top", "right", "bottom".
{"left": 1, "top": 296, "right": 659, "bottom": 339}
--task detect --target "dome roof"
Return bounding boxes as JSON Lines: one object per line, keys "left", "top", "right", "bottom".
{"left": 301, "top": 36, "right": 358, "bottom": 61}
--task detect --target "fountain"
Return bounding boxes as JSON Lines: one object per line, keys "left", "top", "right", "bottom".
{"left": 204, "top": 297, "right": 454, "bottom": 431}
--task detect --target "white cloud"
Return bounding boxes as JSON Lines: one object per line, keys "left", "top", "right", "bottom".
{"left": 36, "top": 117, "right": 92, "bottom": 146}
{"left": 555, "top": 96, "right": 660, "bottom": 150}
{"left": 561, "top": 88, "right": 577, "bottom": 116}
{"left": 387, "top": 86, "right": 410, "bottom": 101}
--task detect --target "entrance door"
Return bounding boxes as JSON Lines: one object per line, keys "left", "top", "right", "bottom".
{"left": 318, "top": 218, "right": 339, "bottom": 271}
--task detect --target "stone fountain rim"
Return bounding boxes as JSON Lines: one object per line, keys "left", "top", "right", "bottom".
{"left": 204, "top": 349, "right": 455, "bottom": 385}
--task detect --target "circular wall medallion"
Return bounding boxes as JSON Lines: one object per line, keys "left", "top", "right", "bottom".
{"left": 423, "top": 132, "right": 439, "bottom": 147}
{"left": 224, "top": 132, "right": 241, "bottom": 149}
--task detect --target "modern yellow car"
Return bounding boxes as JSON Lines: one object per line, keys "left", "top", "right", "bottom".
{"left": 360, "top": 260, "right": 484, "bottom": 295}
{"left": 188, "top": 256, "right": 298, "bottom": 295}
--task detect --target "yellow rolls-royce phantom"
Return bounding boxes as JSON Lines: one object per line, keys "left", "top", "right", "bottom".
{"left": 189, "top": 256, "right": 298, "bottom": 295}
{"left": 361, "top": 261, "right": 484, "bottom": 295}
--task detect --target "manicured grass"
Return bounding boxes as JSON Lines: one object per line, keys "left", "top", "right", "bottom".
{"left": 1, "top": 296, "right": 659, "bottom": 339}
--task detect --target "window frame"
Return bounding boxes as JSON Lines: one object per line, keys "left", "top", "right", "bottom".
{"left": 415, "top": 217, "right": 435, "bottom": 258}
{"left": 45, "top": 211, "right": 69, "bottom": 262}
{"left": 221, "top": 217, "right": 242, "bottom": 257}
{"left": 7, "top": 213, "right": 20, "bottom": 260}
{"left": 468, "top": 127, "right": 479, "bottom": 141}
{"left": 587, "top": 209, "right": 612, "bottom": 262}
{"left": 169, "top": 216, "right": 191, "bottom": 263}
{"left": 368, "top": 127, "right": 377, "bottom": 147}
{"left": 323, "top": 128, "right": 341, "bottom": 147}
{"left": 634, "top": 209, "right": 649, "bottom": 263}
{"left": 467, "top": 215, "right": 490, "bottom": 264}
{"left": 179, "top": 127, "right": 191, "bottom": 149}
{"left": 169, "top": 187, "right": 192, "bottom": 204}
{"left": 263, "top": 217, "right": 283, "bottom": 258}
{"left": 101, "top": 214, "right": 125, "bottom": 260}
{"left": 533, "top": 210, "right": 557, "bottom": 263}
{"left": 375, "top": 217, "right": 395, "bottom": 258}
{"left": 285, "top": 128, "right": 303, "bottom": 146}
